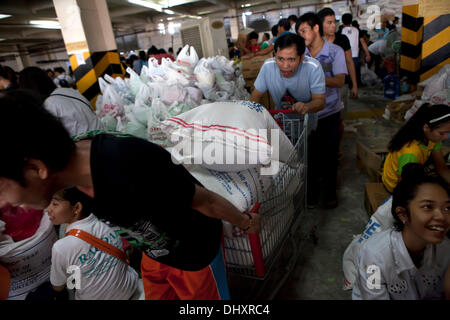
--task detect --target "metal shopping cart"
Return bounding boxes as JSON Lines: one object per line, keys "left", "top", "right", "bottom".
{"left": 224, "top": 110, "right": 314, "bottom": 298}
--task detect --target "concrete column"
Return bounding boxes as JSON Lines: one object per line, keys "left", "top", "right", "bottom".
{"left": 53, "top": 0, "right": 124, "bottom": 107}
{"left": 228, "top": 8, "right": 239, "bottom": 41}
{"left": 16, "top": 45, "right": 32, "bottom": 69}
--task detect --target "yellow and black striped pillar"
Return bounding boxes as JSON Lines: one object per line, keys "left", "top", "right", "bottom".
{"left": 400, "top": 2, "right": 423, "bottom": 83}
{"left": 420, "top": 14, "right": 450, "bottom": 82}
{"left": 69, "top": 50, "right": 125, "bottom": 109}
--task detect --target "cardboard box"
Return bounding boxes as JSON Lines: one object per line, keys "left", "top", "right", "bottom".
{"left": 245, "top": 78, "right": 275, "bottom": 110}
{"left": 387, "top": 99, "right": 415, "bottom": 123}
{"left": 356, "top": 138, "right": 388, "bottom": 182}
{"left": 241, "top": 53, "right": 273, "bottom": 79}
{"left": 364, "top": 183, "right": 390, "bottom": 216}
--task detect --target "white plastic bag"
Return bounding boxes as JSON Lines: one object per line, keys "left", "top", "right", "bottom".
{"left": 431, "top": 89, "right": 449, "bottom": 106}
{"left": 124, "top": 114, "right": 147, "bottom": 139}
{"left": 421, "top": 71, "right": 447, "bottom": 100}
{"left": 196, "top": 83, "right": 217, "bottom": 101}
{"left": 139, "top": 65, "right": 150, "bottom": 83}
{"left": 361, "top": 65, "right": 379, "bottom": 86}
{"left": 194, "top": 59, "right": 215, "bottom": 87}
{"left": 135, "top": 83, "right": 153, "bottom": 108}
{"left": 96, "top": 85, "right": 125, "bottom": 120}
{"left": 176, "top": 45, "right": 199, "bottom": 72}
{"left": 127, "top": 67, "right": 144, "bottom": 97}
{"left": 147, "top": 98, "right": 171, "bottom": 148}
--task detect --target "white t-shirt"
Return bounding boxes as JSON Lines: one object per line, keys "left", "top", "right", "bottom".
{"left": 352, "top": 229, "right": 450, "bottom": 300}
{"left": 50, "top": 214, "right": 139, "bottom": 300}
{"left": 369, "top": 39, "right": 387, "bottom": 56}
{"left": 341, "top": 26, "right": 360, "bottom": 58}
{"left": 44, "top": 88, "right": 104, "bottom": 137}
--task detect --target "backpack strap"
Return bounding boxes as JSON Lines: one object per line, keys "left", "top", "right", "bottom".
{"left": 66, "top": 229, "right": 130, "bottom": 265}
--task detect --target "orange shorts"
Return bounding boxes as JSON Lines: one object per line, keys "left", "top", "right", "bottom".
{"left": 140, "top": 248, "right": 230, "bottom": 300}
{"left": 0, "top": 264, "right": 10, "bottom": 300}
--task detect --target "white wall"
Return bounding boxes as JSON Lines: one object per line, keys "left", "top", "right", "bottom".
{"left": 137, "top": 31, "right": 182, "bottom": 53}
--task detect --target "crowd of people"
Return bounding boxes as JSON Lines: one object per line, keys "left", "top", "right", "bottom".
{"left": 122, "top": 45, "right": 179, "bottom": 75}
{"left": 247, "top": 9, "right": 450, "bottom": 300}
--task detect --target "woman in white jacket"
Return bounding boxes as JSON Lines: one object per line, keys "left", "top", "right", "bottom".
{"left": 18, "top": 66, "right": 103, "bottom": 137}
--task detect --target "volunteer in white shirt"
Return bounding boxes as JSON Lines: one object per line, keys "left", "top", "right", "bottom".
{"left": 368, "top": 39, "right": 387, "bottom": 78}
{"left": 47, "top": 188, "right": 139, "bottom": 300}
{"left": 340, "top": 13, "right": 370, "bottom": 87}
{"left": 18, "top": 66, "right": 104, "bottom": 137}
{"left": 353, "top": 163, "right": 450, "bottom": 300}
{"left": 288, "top": 15, "right": 298, "bottom": 34}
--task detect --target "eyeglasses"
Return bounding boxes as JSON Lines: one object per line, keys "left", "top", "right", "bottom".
{"left": 275, "top": 56, "right": 298, "bottom": 63}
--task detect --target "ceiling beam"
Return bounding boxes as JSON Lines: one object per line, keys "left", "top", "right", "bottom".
{"left": 204, "top": 0, "right": 231, "bottom": 10}
{"left": 31, "top": 1, "right": 55, "bottom": 14}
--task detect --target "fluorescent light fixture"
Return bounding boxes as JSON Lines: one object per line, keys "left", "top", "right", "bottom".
{"left": 0, "top": 38, "right": 5, "bottom": 41}
{"left": 198, "top": 10, "right": 212, "bottom": 15}
{"left": 241, "top": 3, "right": 251, "bottom": 8}
{"left": 0, "top": 14, "right": 12, "bottom": 20}
{"left": 164, "top": 9, "right": 175, "bottom": 15}
{"left": 29, "top": 20, "right": 60, "bottom": 29}
{"left": 128, "top": 0, "right": 163, "bottom": 12}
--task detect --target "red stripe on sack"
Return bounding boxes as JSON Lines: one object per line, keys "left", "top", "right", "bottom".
{"left": 171, "top": 117, "right": 267, "bottom": 140}
{"left": 167, "top": 118, "right": 271, "bottom": 146}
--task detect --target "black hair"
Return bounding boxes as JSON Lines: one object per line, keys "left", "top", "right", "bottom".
{"left": 288, "top": 15, "right": 298, "bottom": 23}
{"left": 158, "top": 48, "right": 167, "bottom": 54}
{"left": 248, "top": 31, "right": 259, "bottom": 40}
{"left": 0, "top": 90, "right": 75, "bottom": 184}
{"left": 139, "top": 50, "right": 147, "bottom": 60}
{"left": 168, "top": 47, "right": 173, "bottom": 53}
{"left": 317, "top": 7, "right": 335, "bottom": 26}
{"left": 342, "top": 13, "right": 353, "bottom": 25}
{"left": 388, "top": 104, "right": 450, "bottom": 152}
{"left": 19, "top": 66, "right": 57, "bottom": 100}
{"left": 352, "top": 20, "right": 360, "bottom": 29}
{"left": 297, "top": 12, "right": 322, "bottom": 36}
{"left": 147, "top": 46, "right": 159, "bottom": 56}
{"left": 263, "top": 32, "right": 270, "bottom": 40}
{"left": 54, "top": 187, "right": 95, "bottom": 217}
{"left": 278, "top": 18, "right": 291, "bottom": 32}
{"left": 387, "top": 21, "right": 396, "bottom": 31}
{"left": 271, "top": 24, "right": 278, "bottom": 37}
{"left": 274, "top": 33, "right": 306, "bottom": 57}
{"left": 54, "top": 67, "right": 65, "bottom": 74}
{"left": 394, "top": 16, "right": 399, "bottom": 22}
{"left": 0, "top": 65, "right": 18, "bottom": 87}
{"left": 392, "top": 163, "right": 450, "bottom": 231}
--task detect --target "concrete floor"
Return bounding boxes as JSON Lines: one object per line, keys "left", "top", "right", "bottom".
{"left": 228, "top": 85, "right": 391, "bottom": 300}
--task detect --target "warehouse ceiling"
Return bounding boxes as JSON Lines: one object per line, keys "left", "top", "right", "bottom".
{"left": 0, "top": 0, "right": 331, "bottom": 58}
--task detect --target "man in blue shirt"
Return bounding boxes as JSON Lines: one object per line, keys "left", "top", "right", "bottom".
{"left": 297, "top": 12, "right": 347, "bottom": 209}
{"left": 250, "top": 33, "right": 326, "bottom": 113}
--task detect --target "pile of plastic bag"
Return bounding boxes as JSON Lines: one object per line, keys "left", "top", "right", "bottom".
{"left": 403, "top": 64, "right": 450, "bottom": 121}
{"left": 95, "top": 45, "right": 250, "bottom": 147}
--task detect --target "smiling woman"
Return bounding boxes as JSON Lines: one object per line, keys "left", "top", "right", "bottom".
{"left": 352, "top": 163, "right": 450, "bottom": 300}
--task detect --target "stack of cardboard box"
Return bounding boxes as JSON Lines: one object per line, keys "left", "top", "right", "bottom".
{"left": 241, "top": 53, "right": 275, "bottom": 109}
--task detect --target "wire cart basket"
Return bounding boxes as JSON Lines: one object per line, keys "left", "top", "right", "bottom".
{"left": 224, "top": 110, "right": 315, "bottom": 298}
